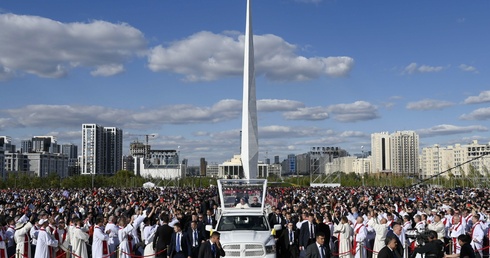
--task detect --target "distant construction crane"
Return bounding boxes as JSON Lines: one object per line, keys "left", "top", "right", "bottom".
{"left": 127, "top": 133, "right": 156, "bottom": 160}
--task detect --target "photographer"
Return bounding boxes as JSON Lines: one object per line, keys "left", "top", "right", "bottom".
{"left": 411, "top": 230, "right": 444, "bottom": 258}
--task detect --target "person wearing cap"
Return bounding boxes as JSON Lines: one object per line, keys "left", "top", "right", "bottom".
{"left": 14, "top": 214, "right": 33, "bottom": 258}
{"left": 34, "top": 218, "right": 58, "bottom": 258}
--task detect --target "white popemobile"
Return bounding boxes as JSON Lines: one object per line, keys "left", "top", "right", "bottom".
{"left": 206, "top": 179, "right": 281, "bottom": 258}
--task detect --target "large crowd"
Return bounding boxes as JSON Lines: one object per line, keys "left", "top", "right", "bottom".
{"left": 0, "top": 185, "right": 488, "bottom": 258}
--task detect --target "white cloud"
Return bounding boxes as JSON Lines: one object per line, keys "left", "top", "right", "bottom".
{"left": 417, "top": 124, "right": 488, "bottom": 137}
{"left": 90, "top": 64, "right": 125, "bottom": 77}
{"left": 460, "top": 107, "right": 490, "bottom": 121}
{"left": 403, "top": 62, "right": 445, "bottom": 74}
{"left": 326, "top": 101, "right": 379, "bottom": 122}
{"left": 0, "top": 13, "right": 146, "bottom": 79}
{"left": 406, "top": 99, "right": 454, "bottom": 110}
{"left": 148, "top": 31, "right": 354, "bottom": 82}
{"left": 339, "top": 131, "right": 367, "bottom": 138}
{"left": 283, "top": 107, "right": 329, "bottom": 120}
{"left": 459, "top": 64, "right": 478, "bottom": 73}
{"left": 0, "top": 101, "right": 242, "bottom": 130}
{"left": 257, "top": 99, "right": 304, "bottom": 112}
{"left": 463, "top": 91, "right": 490, "bottom": 104}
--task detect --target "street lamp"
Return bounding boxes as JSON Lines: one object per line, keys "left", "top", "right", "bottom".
{"left": 361, "top": 146, "right": 365, "bottom": 186}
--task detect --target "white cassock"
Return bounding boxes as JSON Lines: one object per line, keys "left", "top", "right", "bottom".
{"left": 414, "top": 221, "right": 425, "bottom": 233}
{"left": 72, "top": 226, "right": 90, "bottom": 258}
{"left": 402, "top": 221, "right": 412, "bottom": 231}
{"left": 30, "top": 224, "right": 40, "bottom": 256}
{"left": 368, "top": 219, "right": 388, "bottom": 258}
{"left": 0, "top": 229, "right": 8, "bottom": 258}
{"left": 34, "top": 228, "right": 58, "bottom": 258}
{"left": 449, "top": 222, "right": 464, "bottom": 254}
{"left": 14, "top": 222, "right": 33, "bottom": 258}
{"left": 335, "top": 222, "right": 353, "bottom": 258}
{"left": 428, "top": 221, "right": 445, "bottom": 240}
{"left": 118, "top": 225, "right": 134, "bottom": 258}
{"left": 470, "top": 222, "right": 484, "bottom": 258}
{"left": 106, "top": 222, "right": 120, "bottom": 258}
{"left": 93, "top": 225, "right": 110, "bottom": 258}
{"left": 143, "top": 225, "right": 158, "bottom": 258}
{"left": 352, "top": 223, "right": 367, "bottom": 258}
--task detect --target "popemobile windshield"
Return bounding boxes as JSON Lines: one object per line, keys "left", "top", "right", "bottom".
{"left": 206, "top": 179, "right": 281, "bottom": 258}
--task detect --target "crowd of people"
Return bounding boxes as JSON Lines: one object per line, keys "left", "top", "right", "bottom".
{"left": 0, "top": 185, "right": 487, "bottom": 258}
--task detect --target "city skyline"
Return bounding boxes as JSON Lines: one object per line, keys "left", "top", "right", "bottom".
{"left": 1, "top": 1, "right": 489, "bottom": 164}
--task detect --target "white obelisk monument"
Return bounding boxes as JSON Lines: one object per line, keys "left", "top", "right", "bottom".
{"left": 241, "top": 0, "right": 259, "bottom": 179}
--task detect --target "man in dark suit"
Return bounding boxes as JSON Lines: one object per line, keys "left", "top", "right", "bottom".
{"left": 203, "top": 210, "right": 216, "bottom": 240}
{"left": 198, "top": 232, "right": 225, "bottom": 258}
{"left": 153, "top": 215, "right": 174, "bottom": 258}
{"left": 168, "top": 223, "right": 192, "bottom": 258}
{"left": 187, "top": 221, "right": 204, "bottom": 258}
{"left": 386, "top": 224, "right": 403, "bottom": 258}
{"left": 377, "top": 236, "right": 399, "bottom": 258}
{"left": 305, "top": 232, "right": 328, "bottom": 258}
{"left": 281, "top": 222, "right": 299, "bottom": 258}
{"left": 315, "top": 215, "right": 330, "bottom": 243}
{"left": 300, "top": 213, "right": 318, "bottom": 251}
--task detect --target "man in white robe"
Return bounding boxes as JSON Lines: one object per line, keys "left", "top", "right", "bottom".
{"left": 470, "top": 215, "right": 484, "bottom": 258}
{"left": 352, "top": 217, "right": 367, "bottom": 258}
{"left": 54, "top": 220, "right": 70, "bottom": 258}
{"left": 14, "top": 217, "right": 33, "bottom": 258}
{"left": 93, "top": 217, "right": 111, "bottom": 258}
{"left": 106, "top": 215, "right": 120, "bottom": 258}
{"left": 72, "top": 218, "right": 90, "bottom": 258}
{"left": 334, "top": 216, "right": 352, "bottom": 258}
{"left": 119, "top": 216, "right": 135, "bottom": 258}
{"left": 368, "top": 216, "right": 389, "bottom": 258}
{"left": 449, "top": 215, "right": 464, "bottom": 254}
{"left": 34, "top": 219, "right": 58, "bottom": 258}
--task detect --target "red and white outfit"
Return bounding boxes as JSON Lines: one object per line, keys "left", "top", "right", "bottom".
{"left": 352, "top": 223, "right": 367, "bottom": 258}
{"left": 334, "top": 222, "right": 353, "bottom": 258}
{"left": 33, "top": 227, "right": 58, "bottom": 258}
{"left": 54, "top": 228, "right": 68, "bottom": 257}
{"left": 470, "top": 222, "right": 484, "bottom": 258}
{"left": 14, "top": 222, "right": 33, "bottom": 258}
{"left": 0, "top": 228, "right": 8, "bottom": 258}
{"left": 449, "top": 221, "right": 464, "bottom": 254}
{"left": 403, "top": 221, "right": 412, "bottom": 231}
{"left": 92, "top": 225, "right": 110, "bottom": 257}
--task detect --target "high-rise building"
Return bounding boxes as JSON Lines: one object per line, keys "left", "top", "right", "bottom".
{"left": 200, "top": 158, "right": 207, "bottom": 176}
{"left": 287, "top": 154, "right": 296, "bottom": 174}
{"left": 371, "top": 132, "right": 392, "bottom": 173}
{"left": 32, "top": 136, "right": 59, "bottom": 153}
{"left": 81, "top": 124, "right": 122, "bottom": 175}
{"left": 62, "top": 144, "right": 79, "bottom": 176}
{"left": 390, "top": 131, "right": 419, "bottom": 175}
{"left": 104, "top": 127, "right": 123, "bottom": 174}
{"left": 274, "top": 155, "right": 280, "bottom": 164}
{"left": 420, "top": 141, "right": 490, "bottom": 179}
{"left": 21, "top": 140, "right": 33, "bottom": 153}
{"left": 122, "top": 155, "right": 135, "bottom": 172}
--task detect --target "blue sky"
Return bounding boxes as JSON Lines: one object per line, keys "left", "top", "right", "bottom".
{"left": 1, "top": 0, "right": 489, "bottom": 165}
